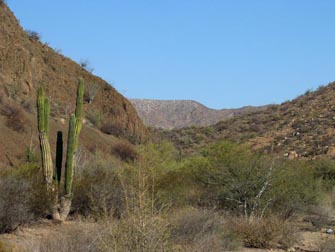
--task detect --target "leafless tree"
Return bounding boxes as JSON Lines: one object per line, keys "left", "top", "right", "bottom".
{"left": 85, "top": 82, "right": 100, "bottom": 104}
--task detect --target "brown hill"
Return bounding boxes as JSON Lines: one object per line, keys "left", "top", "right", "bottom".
{"left": 130, "top": 99, "right": 266, "bottom": 129}
{"left": 0, "top": 3, "right": 147, "bottom": 167}
{"left": 161, "top": 83, "right": 335, "bottom": 159}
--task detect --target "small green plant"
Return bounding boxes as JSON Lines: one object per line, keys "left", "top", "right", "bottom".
{"left": 86, "top": 109, "right": 102, "bottom": 127}
{"left": 25, "top": 146, "right": 37, "bottom": 163}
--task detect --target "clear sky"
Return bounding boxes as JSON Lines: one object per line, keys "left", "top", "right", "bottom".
{"left": 7, "top": 0, "right": 335, "bottom": 109}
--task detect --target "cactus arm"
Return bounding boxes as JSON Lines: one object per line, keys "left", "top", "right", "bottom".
{"left": 37, "top": 87, "right": 53, "bottom": 188}
{"left": 37, "top": 87, "right": 45, "bottom": 132}
{"left": 64, "top": 114, "right": 76, "bottom": 196}
{"left": 73, "top": 78, "right": 84, "bottom": 152}
{"left": 44, "top": 97, "right": 50, "bottom": 138}
{"left": 75, "top": 78, "right": 84, "bottom": 121}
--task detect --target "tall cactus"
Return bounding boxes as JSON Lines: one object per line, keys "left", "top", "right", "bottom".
{"left": 37, "top": 88, "right": 53, "bottom": 189}
{"left": 37, "top": 80, "right": 84, "bottom": 221}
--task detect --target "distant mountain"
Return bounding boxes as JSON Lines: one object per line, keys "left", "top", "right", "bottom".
{"left": 130, "top": 99, "right": 267, "bottom": 129}
{"left": 161, "top": 82, "right": 335, "bottom": 159}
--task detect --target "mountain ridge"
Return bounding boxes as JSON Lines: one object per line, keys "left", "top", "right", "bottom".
{"left": 130, "top": 98, "right": 267, "bottom": 129}
{"left": 161, "top": 82, "right": 335, "bottom": 159}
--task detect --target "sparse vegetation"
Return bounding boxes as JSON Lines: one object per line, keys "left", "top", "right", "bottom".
{"left": 111, "top": 141, "right": 138, "bottom": 162}
{"left": 100, "top": 121, "right": 125, "bottom": 137}
{"left": 86, "top": 109, "right": 102, "bottom": 128}
{"left": 84, "top": 82, "right": 100, "bottom": 104}
{"left": 25, "top": 30, "right": 41, "bottom": 41}
{"left": 226, "top": 217, "right": 298, "bottom": 249}
{"left": 0, "top": 164, "right": 49, "bottom": 233}
{"left": 0, "top": 139, "right": 334, "bottom": 251}
{"left": 0, "top": 102, "right": 27, "bottom": 132}
{"left": 79, "top": 59, "right": 94, "bottom": 73}
{"left": 2, "top": 3, "right": 335, "bottom": 251}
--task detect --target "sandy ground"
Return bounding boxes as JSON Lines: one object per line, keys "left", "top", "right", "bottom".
{"left": 0, "top": 220, "right": 335, "bottom": 252}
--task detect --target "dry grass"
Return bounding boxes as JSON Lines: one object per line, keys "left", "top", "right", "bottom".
{"left": 111, "top": 141, "right": 138, "bottom": 162}
{"left": 226, "top": 216, "right": 299, "bottom": 249}
{"left": 169, "top": 207, "right": 241, "bottom": 252}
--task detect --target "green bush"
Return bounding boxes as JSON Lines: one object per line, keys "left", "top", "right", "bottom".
{"left": 72, "top": 156, "right": 124, "bottom": 218}
{"left": 111, "top": 141, "right": 138, "bottom": 162}
{"left": 184, "top": 141, "right": 321, "bottom": 218}
{"left": 0, "top": 164, "right": 49, "bottom": 233}
{"left": 312, "top": 159, "right": 335, "bottom": 189}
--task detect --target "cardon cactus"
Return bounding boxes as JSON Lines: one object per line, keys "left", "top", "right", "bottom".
{"left": 37, "top": 79, "right": 84, "bottom": 221}
{"left": 37, "top": 88, "right": 53, "bottom": 189}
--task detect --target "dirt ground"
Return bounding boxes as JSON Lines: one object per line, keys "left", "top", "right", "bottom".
{"left": 0, "top": 220, "right": 334, "bottom": 252}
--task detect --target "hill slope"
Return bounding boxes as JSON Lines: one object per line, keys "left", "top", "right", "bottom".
{"left": 162, "top": 83, "right": 335, "bottom": 159}
{"left": 0, "top": 3, "right": 147, "bottom": 167}
{"left": 131, "top": 99, "right": 266, "bottom": 129}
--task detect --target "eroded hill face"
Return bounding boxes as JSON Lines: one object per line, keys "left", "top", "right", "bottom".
{"left": 162, "top": 83, "right": 335, "bottom": 159}
{"left": 130, "top": 99, "right": 267, "bottom": 129}
{"left": 0, "top": 3, "right": 147, "bottom": 167}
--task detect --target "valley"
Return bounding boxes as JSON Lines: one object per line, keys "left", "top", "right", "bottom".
{"left": 0, "top": 1, "right": 335, "bottom": 252}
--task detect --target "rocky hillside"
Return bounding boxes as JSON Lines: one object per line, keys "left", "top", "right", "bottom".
{"left": 0, "top": 3, "right": 147, "bottom": 167}
{"left": 161, "top": 83, "right": 335, "bottom": 159}
{"left": 131, "top": 99, "right": 266, "bottom": 129}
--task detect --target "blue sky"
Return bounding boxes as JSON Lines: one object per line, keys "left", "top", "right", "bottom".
{"left": 7, "top": 0, "right": 335, "bottom": 109}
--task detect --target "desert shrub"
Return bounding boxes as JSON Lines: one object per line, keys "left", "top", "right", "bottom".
{"left": 84, "top": 82, "right": 100, "bottom": 104}
{"left": 270, "top": 159, "right": 322, "bottom": 218}
{"left": 25, "top": 30, "right": 41, "bottom": 41}
{"left": 6, "top": 108, "right": 27, "bottom": 132}
{"left": 111, "top": 141, "right": 138, "bottom": 162}
{"left": 72, "top": 156, "right": 124, "bottom": 218}
{"left": 79, "top": 59, "right": 94, "bottom": 73}
{"left": 0, "top": 103, "right": 27, "bottom": 132}
{"left": 25, "top": 146, "right": 38, "bottom": 163}
{"left": 169, "top": 207, "right": 241, "bottom": 251}
{"left": 86, "top": 109, "right": 102, "bottom": 127}
{"left": 99, "top": 214, "right": 172, "bottom": 252}
{"left": 185, "top": 141, "right": 321, "bottom": 218}
{"left": 4, "top": 84, "right": 19, "bottom": 100}
{"left": 312, "top": 159, "right": 335, "bottom": 188}
{"left": 0, "top": 164, "right": 49, "bottom": 233}
{"left": 98, "top": 144, "right": 175, "bottom": 252}
{"left": 17, "top": 223, "right": 100, "bottom": 252}
{"left": 170, "top": 207, "right": 222, "bottom": 243}
{"left": 0, "top": 175, "right": 32, "bottom": 233}
{"left": 21, "top": 99, "right": 34, "bottom": 113}
{"left": 100, "top": 121, "right": 125, "bottom": 137}
{"left": 226, "top": 216, "right": 298, "bottom": 249}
